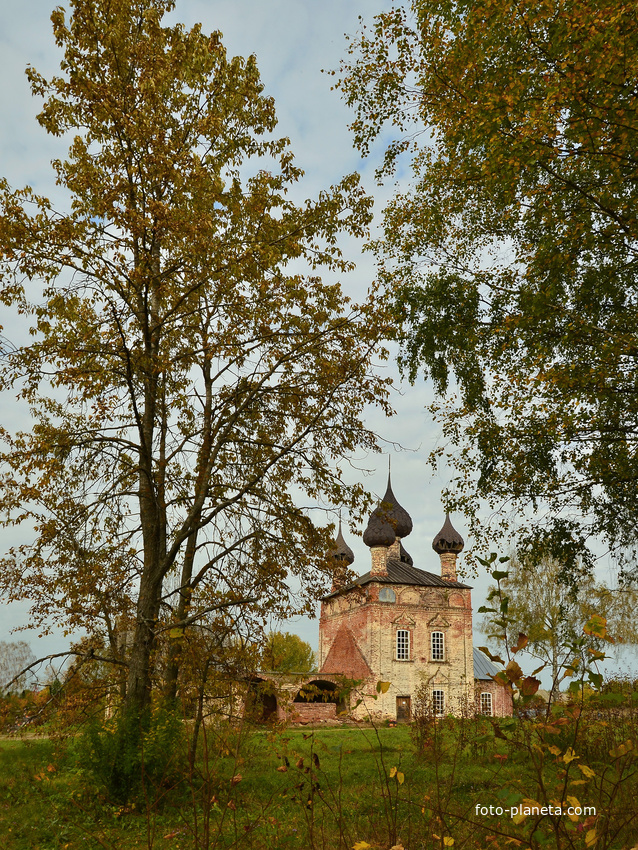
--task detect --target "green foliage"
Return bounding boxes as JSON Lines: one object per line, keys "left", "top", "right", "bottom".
{"left": 74, "top": 704, "right": 186, "bottom": 804}
{"left": 338, "top": 0, "right": 638, "bottom": 569}
{"left": 260, "top": 631, "right": 316, "bottom": 674}
{"left": 3, "top": 716, "right": 638, "bottom": 848}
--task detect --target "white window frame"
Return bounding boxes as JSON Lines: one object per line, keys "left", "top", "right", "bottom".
{"left": 432, "top": 689, "right": 445, "bottom": 716}
{"left": 431, "top": 631, "right": 445, "bottom": 661}
{"left": 480, "top": 692, "right": 493, "bottom": 716}
{"left": 396, "top": 629, "right": 410, "bottom": 661}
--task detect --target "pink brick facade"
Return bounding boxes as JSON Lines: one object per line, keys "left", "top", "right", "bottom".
{"left": 475, "top": 679, "right": 513, "bottom": 719}
{"left": 317, "top": 485, "right": 512, "bottom": 720}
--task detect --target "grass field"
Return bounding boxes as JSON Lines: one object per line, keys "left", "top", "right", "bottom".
{"left": 0, "top": 714, "right": 636, "bottom": 850}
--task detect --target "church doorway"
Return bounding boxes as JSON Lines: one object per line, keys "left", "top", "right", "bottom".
{"left": 245, "top": 677, "right": 278, "bottom": 723}
{"left": 396, "top": 696, "right": 411, "bottom": 722}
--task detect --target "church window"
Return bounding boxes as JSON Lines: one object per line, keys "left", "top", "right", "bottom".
{"left": 431, "top": 631, "right": 445, "bottom": 661}
{"left": 432, "top": 689, "right": 445, "bottom": 716}
{"left": 396, "top": 629, "right": 410, "bottom": 660}
{"left": 480, "top": 692, "right": 493, "bottom": 716}
{"left": 379, "top": 587, "right": 396, "bottom": 603}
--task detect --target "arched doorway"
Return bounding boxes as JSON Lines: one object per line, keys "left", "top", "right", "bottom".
{"left": 245, "top": 677, "right": 278, "bottom": 723}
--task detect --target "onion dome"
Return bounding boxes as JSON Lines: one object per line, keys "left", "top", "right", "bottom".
{"left": 379, "top": 475, "right": 413, "bottom": 538}
{"left": 329, "top": 522, "right": 355, "bottom": 565}
{"left": 432, "top": 513, "right": 465, "bottom": 554}
{"left": 400, "top": 543, "right": 413, "bottom": 566}
{"left": 363, "top": 511, "right": 396, "bottom": 548}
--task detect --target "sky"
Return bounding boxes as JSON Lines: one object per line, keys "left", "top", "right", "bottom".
{"left": 0, "top": 0, "right": 635, "bottom": 688}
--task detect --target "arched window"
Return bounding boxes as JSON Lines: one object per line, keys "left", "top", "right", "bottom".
{"left": 480, "top": 692, "right": 493, "bottom": 716}
{"left": 431, "top": 631, "right": 445, "bottom": 661}
{"left": 396, "top": 629, "right": 410, "bottom": 660}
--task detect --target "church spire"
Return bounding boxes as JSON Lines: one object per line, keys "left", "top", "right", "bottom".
{"left": 330, "top": 519, "right": 355, "bottom": 565}
{"left": 432, "top": 513, "right": 464, "bottom": 581}
{"left": 363, "top": 463, "right": 413, "bottom": 575}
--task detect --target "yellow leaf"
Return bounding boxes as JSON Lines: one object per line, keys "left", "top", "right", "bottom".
{"left": 397, "top": 771, "right": 405, "bottom": 785}
{"left": 578, "top": 764, "right": 595, "bottom": 779}
{"left": 443, "top": 838, "right": 455, "bottom": 847}
{"left": 609, "top": 739, "right": 633, "bottom": 758}
{"left": 389, "top": 766, "right": 397, "bottom": 778}
{"left": 583, "top": 615, "right": 609, "bottom": 639}
{"left": 562, "top": 748, "right": 579, "bottom": 764}
{"left": 585, "top": 829, "right": 597, "bottom": 847}
{"left": 353, "top": 843, "right": 372, "bottom": 850}
{"left": 376, "top": 680, "right": 391, "bottom": 694}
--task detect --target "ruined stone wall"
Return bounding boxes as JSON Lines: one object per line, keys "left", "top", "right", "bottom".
{"left": 279, "top": 702, "right": 337, "bottom": 724}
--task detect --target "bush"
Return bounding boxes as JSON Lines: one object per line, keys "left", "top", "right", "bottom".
{"left": 74, "top": 704, "right": 186, "bottom": 804}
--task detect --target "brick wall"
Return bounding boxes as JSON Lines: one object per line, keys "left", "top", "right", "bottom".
{"left": 320, "top": 580, "right": 476, "bottom": 719}
{"left": 475, "top": 681, "right": 514, "bottom": 717}
{"left": 280, "top": 702, "right": 337, "bottom": 723}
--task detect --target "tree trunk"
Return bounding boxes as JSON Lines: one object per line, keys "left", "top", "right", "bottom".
{"left": 164, "top": 525, "right": 199, "bottom": 702}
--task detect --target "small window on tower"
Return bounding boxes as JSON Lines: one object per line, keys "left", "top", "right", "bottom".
{"left": 396, "top": 629, "right": 410, "bottom": 660}
{"left": 431, "top": 631, "right": 445, "bottom": 661}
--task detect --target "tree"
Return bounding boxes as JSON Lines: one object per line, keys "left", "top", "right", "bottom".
{"left": 0, "top": 0, "right": 391, "bottom": 716}
{"left": 0, "top": 641, "right": 36, "bottom": 694}
{"left": 480, "top": 557, "right": 638, "bottom": 697}
{"left": 261, "top": 630, "right": 316, "bottom": 674}
{"left": 338, "top": 0, "right": 638, "bottom": 572}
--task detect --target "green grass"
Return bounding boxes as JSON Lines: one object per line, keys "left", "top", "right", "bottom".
{"left": 0, "top": 725, "right": 500, "bottom": 850}
{"left": 0, "top": 717, "right": 636, "bottom": 850}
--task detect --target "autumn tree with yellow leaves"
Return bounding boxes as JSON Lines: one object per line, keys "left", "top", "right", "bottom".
{"left": 0, "top": 0, "right": 391, "bottom": 715}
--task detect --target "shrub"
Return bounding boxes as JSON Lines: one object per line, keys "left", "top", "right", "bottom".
{"left": 74, "top": 703, "right": 186, "bottom": 804}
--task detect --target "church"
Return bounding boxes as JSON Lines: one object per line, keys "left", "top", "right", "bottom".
{"left": 316, "top": 477, "right": 512, "bottom": 720}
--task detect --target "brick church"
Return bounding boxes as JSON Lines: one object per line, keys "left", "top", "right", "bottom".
{"left": 317, "top": 477, "right": 512, "bottom": 720}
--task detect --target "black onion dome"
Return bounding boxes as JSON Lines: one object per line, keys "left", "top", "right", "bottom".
{"left": 376, "top": 475, "right": 413, "bottom": 538}
{"left": 432, "top": 513, "right": 464, "bottom": 554}
{"left": 329, "top": 523, "right": 355, "bottom": 565}
{"left": 363, "top": 511, "right": 396, "bottom": 548}
{"left": 400, "top": 543, "right": 413, "bottom": 566}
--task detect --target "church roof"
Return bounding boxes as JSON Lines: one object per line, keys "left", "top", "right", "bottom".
{"left": 321, "top": 558, "right": 471, "bottom": 599}
{"left": 473, "top": 647, "right": 501, "bottom": 681}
